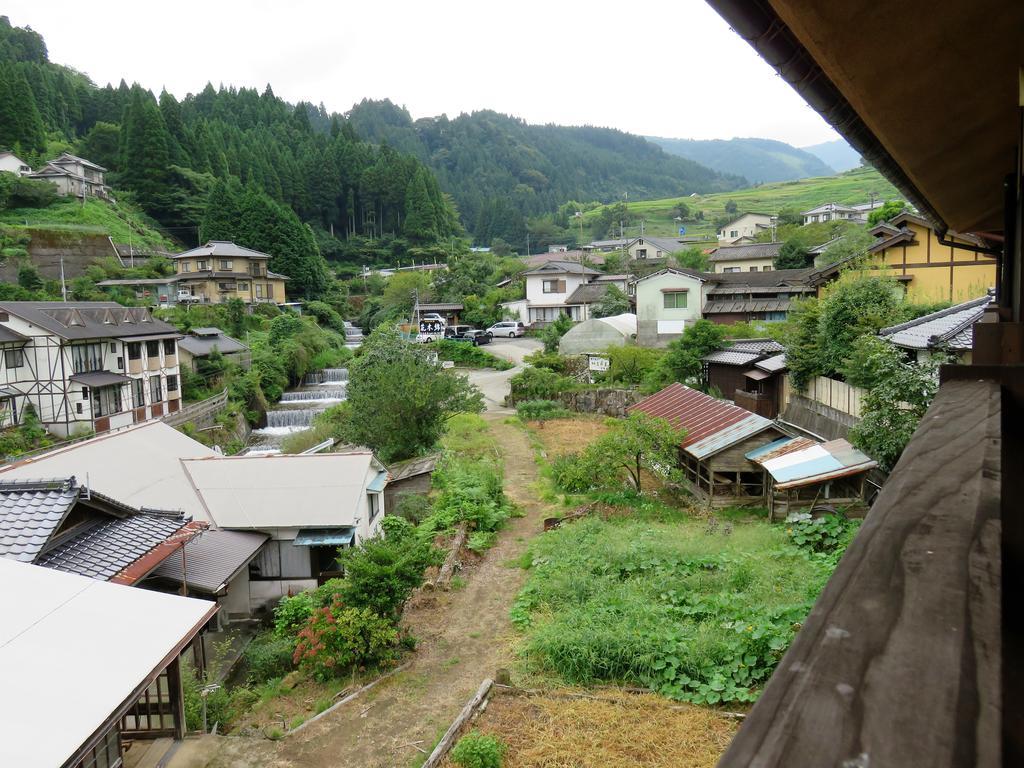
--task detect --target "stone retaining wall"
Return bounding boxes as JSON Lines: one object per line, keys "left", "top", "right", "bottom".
{"left": 559, "top": 388, "right": 642, "bottom": 417}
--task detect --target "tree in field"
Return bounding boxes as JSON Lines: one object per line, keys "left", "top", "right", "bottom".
{"left": 582, "top": 412, "right": 686, "bottom": 493}
{"left": 847, "top": 337, "right": 942, "bottom": 470}
{"left": 342, "top": 325, "right": 484, "bottom": 461}
{"left": 816, "top": 274, "right": 902, "bottom": 376}
{"left": 724, "top": 200, "right": 738, "bottom": 215}
{"left": 591, "top": 285, "right": 631, "bottom": 318}
{"left": 541, "top": 313, "right": 574, "bottom": 353}
{"left": 382, "top": 270, "right": 432, "bottom": 316}
{"left": 781, "top": 298, "right": 823, "bottom": 390}
{"left": 646, "top": 319, "right": 726, "bottom": 390}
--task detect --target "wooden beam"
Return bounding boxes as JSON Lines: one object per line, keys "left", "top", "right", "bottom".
{"left": 718, "top": 379, "right": 1002, "bottom": 767}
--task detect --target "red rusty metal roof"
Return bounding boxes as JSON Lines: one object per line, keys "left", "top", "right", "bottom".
{"left": 628, "top": 382, "right": 778, "bottom": 459}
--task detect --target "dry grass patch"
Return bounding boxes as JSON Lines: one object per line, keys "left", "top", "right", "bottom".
{"left": 529, "top": 416, "right": 609, "bottom": 457}
{"left": 441, "top": 688, "right": 737, "bottom": 768}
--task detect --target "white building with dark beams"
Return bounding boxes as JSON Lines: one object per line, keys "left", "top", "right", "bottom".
{"left": 0, "top": 302, "right": 182, "bottom": 437}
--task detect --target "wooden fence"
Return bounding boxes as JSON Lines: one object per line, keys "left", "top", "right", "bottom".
{"left": 798, "top": 376, "right": 866, "bottom": 419}
{"left": 162, "top": 389, "right": 229, "bottom": 428}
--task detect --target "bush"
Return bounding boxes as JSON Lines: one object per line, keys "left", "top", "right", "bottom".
{"left": 274, "top": 591, "right": 319, "bottom": 637}
{"left": 425, "top": 457, "right": 511, "bottom": 534}
{"left": 293, "top": 601, "right": 399, "bottom": 682}
{"left": 516, "top": 399, "right": 570, "bottom": 425}
{"left": 427, "top": 339, "right": 513, "bottom": 370}
{"left": 392, "top": 493, "right": 432, "bottom": 524}
{"left": 785, "top": 512, "right": 860, "bottom": 555}
{"left": 243, "top": 633, "right": 295, "bottom": 684}
{"left": 540, "top": 313, "right": 574, "bottom": 353}
{"left": 605, "top": 346, "right": 661, "bottom": 386}
{"left": 450, "top": 731, "right": 506, "bottom": 768}
{"left": 549, "top": 451, "right": 600, "bottom": 493}
{"left": 337, "top": 535, "right": 441, "bottom": 618}
{"left": 509, "top": 366, "right": 573, "bottom": 403}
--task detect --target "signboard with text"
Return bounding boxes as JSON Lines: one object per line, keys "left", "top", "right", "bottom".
{"left": 589, "top": 356, "right": 610, "bottom": 372}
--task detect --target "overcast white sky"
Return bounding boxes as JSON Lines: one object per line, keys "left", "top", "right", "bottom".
{"left": 6, "top": 0, "right": 838, "bottom": 147}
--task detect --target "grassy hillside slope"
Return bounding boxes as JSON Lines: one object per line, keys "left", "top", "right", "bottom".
{"left": 579, "top": 166, "right": 901, "bottom": 239}
{"left": 0, "top": 198, "right": 176, "bottom": 252}
{"left": 647, "top": 136, "right": 835, "bottom": 184}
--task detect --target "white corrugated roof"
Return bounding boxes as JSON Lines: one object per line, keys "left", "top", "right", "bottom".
{"left": 181, "top": 453, "right": 380, "bottom": 529}
{"left": 0, "top": 559, "right": 215, "bottom": 767}
{"left": 0, "top": 422, "right": 217, "bottom": 520}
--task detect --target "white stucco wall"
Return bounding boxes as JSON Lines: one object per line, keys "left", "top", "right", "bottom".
{"left": 635, "top": 272, "right": 707, "bottom": 347}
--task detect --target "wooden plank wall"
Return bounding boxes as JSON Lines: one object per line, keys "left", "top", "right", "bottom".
{"left": 718, "top": 379, "right": 1002, "bottom": 767}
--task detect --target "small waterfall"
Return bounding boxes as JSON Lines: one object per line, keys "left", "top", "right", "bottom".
{"left": 305, "top": 367, "right": 349, "bottom": 385}
{"left": 266, "top": 409, "right": 316, "bottom": 428}
{"left": 279, "top": 388, "right": 346, "bottom": 402}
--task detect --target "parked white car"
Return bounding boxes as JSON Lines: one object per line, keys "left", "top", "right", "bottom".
{"left": 177, "top": 291, "right": 201, "bottom": 304}
{"left": 486, "top": 321, "right": 525, "bottom": 338}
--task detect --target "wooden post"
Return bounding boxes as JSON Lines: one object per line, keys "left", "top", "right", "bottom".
{"left": 422, "top": 679, "right": 494, "bottom": 768}
{"left": 166, "top": 655, "right": 186, "bottom": 740}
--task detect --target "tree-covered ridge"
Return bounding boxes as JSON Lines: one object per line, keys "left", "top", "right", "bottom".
{"left": 0, "top": 16, "right": 462, "bottom": 292}
{"left": 345, "top": 100, "right": 746, "bottom": 234}
{"left": 647, "top": 136, "right": 836, "bottom": 184}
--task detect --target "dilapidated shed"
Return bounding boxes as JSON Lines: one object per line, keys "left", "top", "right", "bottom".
{"left": 746, "top": 437, "right": 877, "bottom": 520}
{"left": 629, "top": 382, "right": 788, "bottom": 506}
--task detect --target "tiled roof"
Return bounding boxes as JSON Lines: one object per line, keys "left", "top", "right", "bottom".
{"left": 0, "top": 479, "right": 78, "bottom": 562}
{"left": 0, "top": 302, "right": 178, "bottom": 340}
{"left": 729, "top": 339, "right": 786, "bottom": 354}
{"left": 878, "top": 294, "right": 992, "bottom": 350}
{"left": 706, "top": 268, "right": 816, "bottom": 288}
{"left": 173, "top": 241, "right": 271, "bottom": 260}
{"left": 755, "top": 353, "right": 788, "bottom": 372}
{"left": 36, "top": 512, "right": 190, "bottom": 582}
{"left": 152, "top": 528, "right": 267, "bottom": 593}
{"left": 704, "top": 350, "right": 762, "bottom": 365}
{"left": 709, "top": 242, "right": 782, "bottom": 262}
{"left": 629, "top": 383, "right": 778, "bottom": 460}
{"left": 178, "top": 330, "right": 248, "bottom": 357}
{"left": 703, "top": 299, "right": 794, "bottom": 314}
{"left": 565, "top": 282, "right": 611, "bottom": 305}
{"left": 522, "top": 260, "right": 602, "bottom": 276}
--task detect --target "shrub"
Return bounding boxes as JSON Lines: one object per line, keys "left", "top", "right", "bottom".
{"left": 392, "top": 493, "right": 432, "bottom": 524}
{"left": 509, "top": 366, "right": 573, "bottom": 403}
{"left": 293, "top": 601, "right": 399, "bottom": 681}
{"left": 427, "top": 339, "right": 513, "bottom": 370}
{"left": 540, "top": 313, "right": 574, "bottom": 353}
{"left": 337, "top": 535, "right": 441, "bottom": 618}
{"left": 549, "top": 451, "right": 600, "bottom": 493}
{"left": 466, "top": 531, "right": 497, "bottom": 553}
{"left": 426, "top": 457, "right": 510, "bottom": 533}
{"left": 274, "top": 591, "right": 318, "bottom": 637}
{"left": 785, "top": 512, "right": 860, "bottom": 554}
{"left": 450, "top": 731, "right": 506, "bottom": 768}
{"left": 243, "top": 633, "right": 295, "bottom": 684}
{"left": 605, "top": 346, "right": 662, "bottom": 386}
{"left": 516, "top": 399, "right": 570, "bottom": 425}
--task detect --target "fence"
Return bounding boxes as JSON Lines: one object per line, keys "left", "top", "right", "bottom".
{"left": 162, "top": 389, "right": 229, "bottom": 428}
{"left": 800, "top": 376, "right": 866, "bottom": 419}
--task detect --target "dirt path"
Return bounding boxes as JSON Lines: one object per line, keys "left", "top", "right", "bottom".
{"left": 209, "top": 416, "right": 549, "bottom": 768}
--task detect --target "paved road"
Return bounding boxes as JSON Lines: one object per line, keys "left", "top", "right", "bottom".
{"left": 466, "top": 337, "right": 542, "bottom": 412}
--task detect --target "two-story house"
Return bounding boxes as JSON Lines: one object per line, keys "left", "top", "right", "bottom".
{"left": 0, "top": 151, "right": 31, "bottom": 176}
{"left": 26, "top": 153, "right": 110, "bottom": 199}
{"left": 0, "top": 302, "right": 182, "bottom": 437}
{"left": 173, "top": 241, "right": 290, "bottom": 305}
{"left": 504, "top": 260, "right": 603, "bottom": 326}
{"left": 633, "top": 268, "right": 711, "bottom": 346}
{"left": 708, "top": 242, "right": 781, "bottom": 273}
{"left": 717, "top": 212, "right": 775, "bottom": 244}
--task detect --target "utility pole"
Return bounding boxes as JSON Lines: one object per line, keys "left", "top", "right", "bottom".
{"left": 59, "top": 254, "right": 67, "bottom": 302}
{"left": 526, "top": 231, "right": 530, "bottom": 257}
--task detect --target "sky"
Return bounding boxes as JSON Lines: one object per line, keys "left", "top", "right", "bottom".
{"left": 5, "top": 0, "right": 839, "bottom": 147}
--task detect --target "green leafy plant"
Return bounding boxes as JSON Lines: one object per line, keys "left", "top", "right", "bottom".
{"left": 450, "top": 731, "right": 506, "bottom": 768}
{"left": 336, "top": 535, "right": 441, "bottom": 619}
{"left": 509, "top": 365, "right": 575, "bottom": 403}
{"left": 785, "top": 512, "right": 860, "bottom": 554}
{"left": 243, "top": 632, "right": 295, "bottom": 684}
{"left": 516, "top": 399, "right": 571, "bottom": 426}
{"left": 293, "top": 600, "right": 399, "bottom": 682}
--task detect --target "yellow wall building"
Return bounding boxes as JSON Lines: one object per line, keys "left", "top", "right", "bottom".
{"left": 173, "top": 241, "right": 289, "bottom": 305}
{"left": 862, "top": 213, "right": 996, "bottom": 303}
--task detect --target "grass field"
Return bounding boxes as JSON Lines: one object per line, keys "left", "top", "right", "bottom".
{"left": 580, "top": 166, "right": 901, "bottom": 239}
{"left": 0, "top": 197, "right": 175, "bottom": 250}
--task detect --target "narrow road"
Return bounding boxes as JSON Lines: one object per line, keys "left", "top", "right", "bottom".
{"left": 465, "top": 337, "right": 542, "bottom": 413}
{"left": 208, "top": 416, "right": 550, "bottom": 768}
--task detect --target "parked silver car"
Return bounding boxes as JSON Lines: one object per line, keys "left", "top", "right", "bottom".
{"left": 486, "top": 321, "right": 525, "bottom": 338}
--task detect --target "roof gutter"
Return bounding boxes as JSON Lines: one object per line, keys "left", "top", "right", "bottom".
{"left": 705, "top": 0, "right": 948, "bottom": 235}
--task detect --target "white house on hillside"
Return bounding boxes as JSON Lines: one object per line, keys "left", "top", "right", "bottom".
{"left": 0, "top": 151, "right": 30, "bottom": 176}
{"left": 27, "top": 153, "right": 110, "bottom": 199}
{"left": 633, "top": 268, "right": 710, "bottom": 346}
{"left": 0, "top": 301, "right": 182, "bottom": 437}
{"left": 718, "top": 212, "right": 775, "bottom": 244}
{"left": 503, "top": 260, "right": 603, "bottom": 326}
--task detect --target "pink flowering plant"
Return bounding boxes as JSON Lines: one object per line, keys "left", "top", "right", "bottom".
{"left": 292, "top": 595, "right": 400, "bottom": 681}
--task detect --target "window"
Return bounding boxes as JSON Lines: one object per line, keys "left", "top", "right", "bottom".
{"left": 264, "top": 283, "right": 274, "bottom": 299}
{"left": 179, "top": 261, "right": 192, "bottom": 273}
{"left": 150, "top": 375, "right": 162, "bottom": 403}
{"left": 542, "top": 279, "right": 564, "bottom": 294}
{"left": 219, "top": 259, "right": 233, "bottom": 270}
{"left": 163, "top": 338, "right": 176, "bottom": 356}
{"left": 250, "top": 263, "right": 263, "bottom": 277}
{"left": 248, "top": 541, "right": 313, "bottom": 580}
{"left": 723, "top": 267, "right": 741, "bottom": 273}
{"left": 663, "top": 291, "right": 688, "bottom": 309}
{"left": 131, "top": 377, "right": 145, "bottom": 407}
{"left": 71, "top": 343, "right": 103, "bottom": 374}
{"left": 763, "top": 265, "right": 772, "bottom": 272}
{"left": 127, "top": 342, "right": 141, "bottom": 360}
{"left": 750, "top": 266, "right": 759, "bottom": 272}
{"left": 729, "top": 230, "right": 738, "bottom": 238}
{"left": 238, "top": 281, "right": 249, "bottom": 291}
{"left": 4, "top": 349, "right": 23, "bottom": 368}
{"left": 368, "top": 492, "right": 380, "bottom": 521}
{"left": 197, "top": 260, "right": 209, "bottom": 271}
{"left": 92, "top": 385, "right": 122, "bottom": 417}
{"left": 109, "top": 343, "right": 117, "bottom": 353}
{"left": 146, "top": 340, "right": 160, "bottom": 358}
{"left": 167, "top": 374, "right": 178, "bottom": 392}
{"left": 636, "top": 248, "right": 648, "bottom": 259}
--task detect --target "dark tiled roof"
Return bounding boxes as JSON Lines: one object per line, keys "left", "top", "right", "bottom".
{"left": 522, "top": 260, "right": 602, "bottom": 276}
{"left": 879, "top": 294, "right": 993, "bottom": 350}
{"left": 728, "top": 339, "right": 786, "bottom": 354}
{"left": 173, "top": 241, "right": 272, "bottom": 260}
{"left": 36, "top": 512, "right": 188, "bottom": 581}
{"left": 709, "top": 242, "right": 783, "bottom": 262}
{"left": 704, "top": 349, "right": 762, "bottom": 365}
{"left": 151, "top": 528, "right": 267, "bottom": 593}
{"left": 178, "top": 330, "right": 248, "bottom": 357}
{"left": 0, "top": 479, "right": 78, "bottom": 562}
{"left": 706, "top": 268, "right": 815, "bottom": 287}
{"left": 0, "top": 302, "right": 178, "bottom": 341}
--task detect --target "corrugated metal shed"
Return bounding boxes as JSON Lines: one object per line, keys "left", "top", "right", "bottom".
{"left": 152, "top": 529, "right": 267, "bottom": 593}
{"left": 629, "top": 382, "right": 777, "bottom": 459}
{"left": 746, "top": 437, "right": 877, "bottom": 490}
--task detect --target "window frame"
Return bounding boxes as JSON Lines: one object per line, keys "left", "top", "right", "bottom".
{"left": 4, "top": 348, "right": 24, "bottom": 369}
{"left": 149, "top": 375, "right": 162, "bottom": 403}
{"left": 166, "top": 374, "right": 179, "bottom": 393}
{"left": 71, "top": 343, "right": 104, "bottom": 374}
{"left": 127, "top": 342, "right": 142, "bottom": 360}
{"left": 146, "top": 340, "right": 160, "bottom": 359}
{"left": 662, "top": 291, "right": 688, "bottom": 310}
{"left": 92, "top": 384, "right": 123, "bottom": 418}
{"left": 163, "top": 338, "right": 176, "bottom": 356}
{"left": 131, "top": 377, "right": 145, "bottom": 408}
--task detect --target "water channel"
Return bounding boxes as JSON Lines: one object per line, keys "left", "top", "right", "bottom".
{"left": 246, "top": 367, "right": 348, "bottom": 454}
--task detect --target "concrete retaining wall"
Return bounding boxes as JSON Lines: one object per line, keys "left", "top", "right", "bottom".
{"left": 0, "top": 230, "right": 121, "bottom": 283}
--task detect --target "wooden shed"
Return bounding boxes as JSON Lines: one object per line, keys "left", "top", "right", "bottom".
{"left": 703, "top": 340, "right": 788, "bottom": 418}
{"left": 745, "top": 437, "right": 878, "bottom": 520}
{"left": 629, "top": 382, "right": 788, "bottom": 507}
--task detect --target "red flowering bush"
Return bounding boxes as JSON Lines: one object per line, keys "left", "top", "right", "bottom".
{"left": 292, "top": 595, "right": 399, "bottom": 681}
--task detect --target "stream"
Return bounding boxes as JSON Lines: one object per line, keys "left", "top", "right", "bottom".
{"left": 246, "top": 367, "right": 348, "bottom": 454}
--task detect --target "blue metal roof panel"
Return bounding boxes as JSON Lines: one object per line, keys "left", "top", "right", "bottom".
{"left": 366, "top": 470, "right": 388, "bottom": 493}
{"left": 293, "top": 527, "right": 355, "bottom": 547}
{"left": 746, "top": 437, "right": 801, "bottom": 461}
{"left": 687, "top": 414, "right": 777, "bottom": 460}
{"left": 771, "top": 455, "right": 844, "bottom": 483}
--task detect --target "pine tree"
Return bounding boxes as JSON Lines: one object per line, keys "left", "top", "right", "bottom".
{"left": 119, "top": 89, "right": 172, "bottom": 216}
{"left": 404, "top": 167, "right": 438, "bottom": 244}
{"left": 200, "top": 178, "right": 242, "bottom": 242}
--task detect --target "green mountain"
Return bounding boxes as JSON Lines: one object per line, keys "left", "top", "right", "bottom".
{"left": 345, "top": 100, "right": 746, "bottom": 235}
{"left": 801, "top": 138, "right": 862, "bottom": 173}
{"left": 646, "top": 136, "right": 835, "bottom": 183}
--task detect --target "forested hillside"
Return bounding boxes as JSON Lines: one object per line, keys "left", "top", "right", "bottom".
{"left": 345, "top": 99, "right": 745, "bottom": 243}
{"left": 0, "top": 17, "right": 460, "bottom": 294}
{"left": 647, "top": 136, "right": 835, "bottom": 183}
